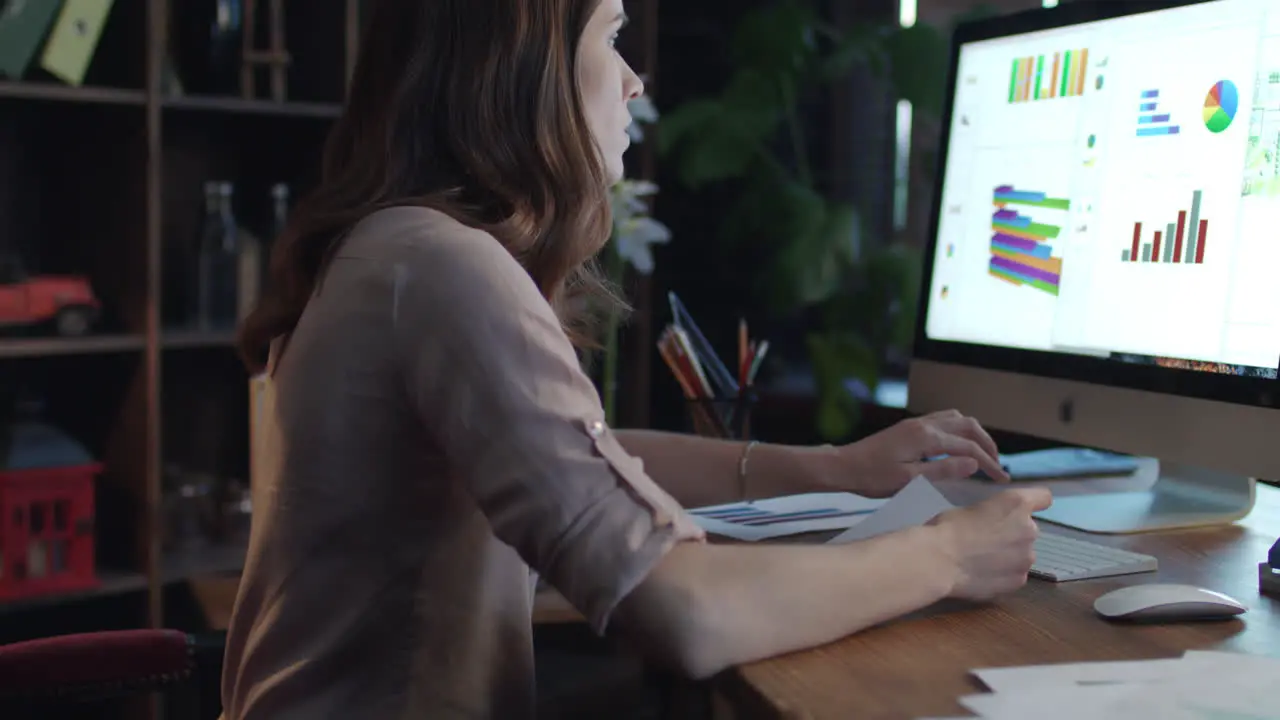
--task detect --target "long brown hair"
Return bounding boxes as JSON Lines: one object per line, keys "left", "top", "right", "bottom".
{"left": 238, "top": 0, "right": 626, "bottom": 372}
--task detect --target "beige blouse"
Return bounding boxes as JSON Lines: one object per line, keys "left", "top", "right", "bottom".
{"left": 219, "top": 207, "right": 707, "bottom": 719}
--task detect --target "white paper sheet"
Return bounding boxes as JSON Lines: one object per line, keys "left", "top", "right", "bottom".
{"left": 687, "top": 492, "right": 885, "bottom": 541}
{"left": 1182, "top": 649, "right": 1280, "bottom": 674}
{"left": 972, "top": 657, "right": 1189, "bottom": 692}
{"left": 960, "top": 676, "right": 1280, "bottom": 720}
{"left": 964, "top": 652, "right": 1280, "bottom": 719}
{"left": 825, "top": 476, "right": 954, "bottom": 544}
{"left": 973, "top": 650, "right": 1280, "bottom": 693}
{"left": 960, "top": 683, "right": 1136, "bottom": 719}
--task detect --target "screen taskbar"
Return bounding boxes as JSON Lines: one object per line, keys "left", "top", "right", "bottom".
{"left": 1110, "top": 353, "right": 1278, "bottom": 379}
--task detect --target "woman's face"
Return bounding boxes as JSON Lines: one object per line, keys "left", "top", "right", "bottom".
{"left": 578, "top": 0, "right": 644, "bottom": 184}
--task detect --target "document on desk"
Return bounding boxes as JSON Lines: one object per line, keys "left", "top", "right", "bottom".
{"left": 960, "top": 676, "right": 1280, "bottom": 719}
{"left": 962, "top": 651, "right": 1280, "bottom": 719}
{"left": 971, "top": 650, "right": 1280, "bottom": 693}
{"left": 825, "top": 476, "right": 954, "bottom": 544}
{"left": 972, "top": 657, "right": 1189, "bottom": 693}
{"left": 687, "top": 492, "right": 886, "bottom": 541}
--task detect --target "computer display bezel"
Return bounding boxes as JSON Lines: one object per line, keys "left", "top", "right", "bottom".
{"left": 911, "top": 0, "right": 1280, "bottom": 412}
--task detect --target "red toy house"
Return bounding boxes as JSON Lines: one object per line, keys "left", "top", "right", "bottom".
{"left": 0, "top": 422, "right": 101, "bottom": 601}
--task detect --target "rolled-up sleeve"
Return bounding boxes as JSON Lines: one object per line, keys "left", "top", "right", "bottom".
{"left": 389, "top": 220, "right": 705, "bottom": 634}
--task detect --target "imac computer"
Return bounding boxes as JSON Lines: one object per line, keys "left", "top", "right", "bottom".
{"left": 912, "top": 0, "right": 1280, "bottom": 534}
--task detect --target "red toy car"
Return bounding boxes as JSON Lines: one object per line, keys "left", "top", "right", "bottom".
{"left": 0, "top": 255, "right": 100, "bottom": 336}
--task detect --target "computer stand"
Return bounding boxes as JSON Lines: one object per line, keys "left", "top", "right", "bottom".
{"left": 1033, "top": 459, "right": 1257, "bottom": 534}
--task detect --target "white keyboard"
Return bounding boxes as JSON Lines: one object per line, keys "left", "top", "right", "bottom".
{"left": 1030, "top": 533, "right": 1158, "bottom": 582}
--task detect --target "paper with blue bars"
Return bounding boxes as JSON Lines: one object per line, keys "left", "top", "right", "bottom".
{"left": 688, "top": 492, "right": 886, "bottom": 541}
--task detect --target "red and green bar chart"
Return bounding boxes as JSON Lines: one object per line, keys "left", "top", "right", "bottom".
{"left": 990, "top": 186, "right": 1068, "bottom": 296}
{"left": 1009, "top": 48, "right": 1089, "bottom": 103}
{"left": 1124, "top": 190, "right": 1209, "bottom": 264}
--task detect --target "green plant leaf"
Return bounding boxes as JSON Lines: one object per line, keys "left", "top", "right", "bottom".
{"left": 885, "top": 23, "right": 949, "bottom": 116}
{"left": 730, "top": 0, "right": 819, "bottom": 78}
{"left": 806, "top": 333, "right": 878, "bottom": 441}
{"left": 953, "top": 4, "right": 1004, "bottom": 26}
{"left": 658, "top": 69, "right": 787, "bottom": 189}
{"left": 772, "top": 197, "right": 861, "bottom": 310}
{"left": 820, "top": 22, "right": 889, "bottom": 82}
{"left": 677, "top": 125, "right": 758, "bottom": 188}
{"left": 719, "top": 68, "right": 786, "bottom": 135}
{"left": 764, "top": 182, "right": 829, "bottom": 308}
{"left": 719, "top": 173, "right": 793, "bottom": 246}
{"left": 656, "top": 99, "right": 722, "bottom": 157}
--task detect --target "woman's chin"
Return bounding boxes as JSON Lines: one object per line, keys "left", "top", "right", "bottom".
{"left": 605, "top": 160, "right": 625, "bottom": 186}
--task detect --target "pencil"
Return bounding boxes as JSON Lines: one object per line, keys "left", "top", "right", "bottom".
{"left": 657, "top": 335, "right": 698, "bottom": 399}
{"left": 746, "top": 340, "right": 770, "bottom": 386}
{"left": 672, "top": 327, "right": 714, "bottom": 397}
{"left": 738, "top": 319, "right": 748, "bottom": 386}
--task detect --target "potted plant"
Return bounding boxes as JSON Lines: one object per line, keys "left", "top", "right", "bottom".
{"left": 656, "top": 0, "right": 959, "bottom": 440}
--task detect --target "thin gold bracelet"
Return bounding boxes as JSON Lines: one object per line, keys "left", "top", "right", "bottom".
{"left": 738, "top": 440, "right": 759, "bottom": 501}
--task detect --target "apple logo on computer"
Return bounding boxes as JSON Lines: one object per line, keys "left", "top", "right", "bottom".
{"left": 1059, "top": 398, "right": 1074, "bottom": 424}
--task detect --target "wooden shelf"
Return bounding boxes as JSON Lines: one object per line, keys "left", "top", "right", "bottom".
{"left": 0, "top": 541, "right": 247, "bottom": 615}
{"left": 0, "top": 81, "right": 144, "bottom": 106}
{"left": 162, "top": 94, "right": 342, "bottom": 119}
{"left": 0, "top": 570, "right": 148, "bottom": 615}
{"left": 0, "top": 543, "right": 249, "bottom": 615}
{"left": 0, "top": 334, "right": 145, "bottom": 359}
{"left": 162, "top": 330, "right": 237, "bottom": 350}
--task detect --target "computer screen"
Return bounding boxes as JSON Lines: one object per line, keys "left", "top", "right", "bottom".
{"left": 923, "top": 0, "right": 1280, "bottom": 381}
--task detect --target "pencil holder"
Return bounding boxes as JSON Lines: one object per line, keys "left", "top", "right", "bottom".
{"left": 685, "top": 391, "right": 757, "bottom": 441}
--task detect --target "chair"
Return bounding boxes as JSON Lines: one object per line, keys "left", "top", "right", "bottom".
{"left": 0, "top": 629, "right": 224, "bottom": 718}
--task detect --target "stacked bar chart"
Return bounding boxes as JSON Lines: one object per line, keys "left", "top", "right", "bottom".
{"left": 990, "top": 185, "right": 1068, "bottom": 295}
{"left": 1136, "top": 89, "right": 1181, "bottom": 136}
{"left": 1008, "top": 48, "right": 1090, "bottom": 103}
{"left": 1122, "top": 190, "right": 1209, "bottom": 264}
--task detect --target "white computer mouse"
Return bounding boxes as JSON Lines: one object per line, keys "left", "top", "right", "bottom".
{"left": 1093, "top": 583, "right": 1247, "bottom": 622}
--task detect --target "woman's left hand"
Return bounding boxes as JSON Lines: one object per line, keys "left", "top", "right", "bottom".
{"left": 806, "top": 410, "right": 1010, "bottom": 498}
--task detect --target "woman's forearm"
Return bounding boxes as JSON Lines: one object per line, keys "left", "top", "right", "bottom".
{"left": 614, "top": 525, "right": 956, "bottom": 679}
{"left": 614, "top": 428, "right": 832, "bottom": 507}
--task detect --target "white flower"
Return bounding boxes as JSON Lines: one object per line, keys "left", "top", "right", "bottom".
{"left": 609, "top": 180, "right": 669, "bottom": 275}
{"left": 626, "top": 93, "right": 659, "bottom": 143}
{"left": 610, "top": 89, "right": 669, "bottom": 275}
{"left": 613, "top": 179, "right": 659, "bottom": 215}
{"left": 614, "top": 216, "right": 671, "bottom": 274}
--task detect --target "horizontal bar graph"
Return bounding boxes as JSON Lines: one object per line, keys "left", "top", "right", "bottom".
{"left": 1135, "top": 88, "right": 1180, "bottom": 137}
{"left": 990, "top": 185, "right": 1068, "bottom": 295}
{"left": 1123, "top": 190, "right": 1209, "bottom": 264}
{"left": 690, "top": 505, "right": 874, "bottom": 527}
{"left": 1008, "top": 48, "right": 1089, "bottom": 103}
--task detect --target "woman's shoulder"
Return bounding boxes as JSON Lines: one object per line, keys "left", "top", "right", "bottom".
{"left": 332, "top": 205, "right": 543, "bottom": 320}
{"left": 339, "top": 205, "right": 517, "bottom": 274}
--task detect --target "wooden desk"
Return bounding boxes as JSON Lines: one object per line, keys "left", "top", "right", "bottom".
{"left": 715, "top": 473, "right": 1280, "bottom": 720}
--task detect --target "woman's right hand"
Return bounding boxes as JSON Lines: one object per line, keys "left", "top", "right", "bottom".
{"left": 928, "top": 488, "right": 1053, "bottom": 601}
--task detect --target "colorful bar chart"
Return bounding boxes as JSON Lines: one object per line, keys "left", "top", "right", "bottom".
{"left": 990, "top": 185, "right": 1068, "bottom": 295}
{"left": 690, "top": 505, "right": 873, "bottom": 527}
{"left": 1122, "top": 190, "right": 1209, "bottom": 264}
{"left": 1136, "top": 89, "right": 1181, "bottom": 136}
{"left": 1008, "top": 48, "right": 1089, "bottom": 103}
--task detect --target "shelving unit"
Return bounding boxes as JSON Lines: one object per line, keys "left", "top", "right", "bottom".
{"left": 0, "top": 0, "right": 355, "bottom": 649}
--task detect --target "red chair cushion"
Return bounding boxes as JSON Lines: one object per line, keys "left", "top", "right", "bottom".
{"left": 0, "top": 629, "right": 193, "bottom": 699}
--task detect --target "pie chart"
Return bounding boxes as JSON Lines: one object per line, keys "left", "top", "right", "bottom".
{"left": 1203, "top": 80, "right": 1238, "bottom": 133}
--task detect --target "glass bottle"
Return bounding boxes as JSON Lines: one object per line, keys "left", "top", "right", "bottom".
{"left": 207, "top": 0, "right": 244, "bottom": 96}
{"left": 265, "top": 183, "right": 289, "bottom": 289}
{"left": 196, "top": 181, "right": 240, "bottom": 330}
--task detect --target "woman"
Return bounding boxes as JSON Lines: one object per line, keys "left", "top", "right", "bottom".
{"left": 221, "top": 0, "right": 1051, "bottom": 717}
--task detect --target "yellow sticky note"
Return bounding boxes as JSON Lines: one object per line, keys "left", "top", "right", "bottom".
{"left": 39, "top": 0, "right": 115, "bottom": 86}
